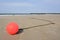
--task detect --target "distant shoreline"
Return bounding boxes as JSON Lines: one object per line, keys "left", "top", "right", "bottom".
{"left": 0, "top": 13, "right": 60, "bottom": 15}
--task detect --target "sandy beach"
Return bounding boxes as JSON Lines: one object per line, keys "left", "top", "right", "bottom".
{"left": 0, "top": 14, "right": 60, "bottom": 40}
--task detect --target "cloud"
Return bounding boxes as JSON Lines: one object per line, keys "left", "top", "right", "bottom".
{"left": 0, "top": 2, "right": 34, "bottom": 7}
{"left": 0, "top": 0, "right": 60, "bottom": 13}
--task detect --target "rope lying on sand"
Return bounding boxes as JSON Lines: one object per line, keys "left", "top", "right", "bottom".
{"left": 16, "top": 18, "right": 55, "bottom": 34}
{"left": 22, "top": 18, "right": 55, "bottom": 30}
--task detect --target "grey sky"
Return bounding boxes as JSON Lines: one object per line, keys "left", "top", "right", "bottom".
{"left": 0, "top": 0, "right": 60, "bottom": 13}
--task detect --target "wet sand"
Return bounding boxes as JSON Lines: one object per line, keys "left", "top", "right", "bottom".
{"left": 0, "top": 14, "right": 60, "bottom": 40}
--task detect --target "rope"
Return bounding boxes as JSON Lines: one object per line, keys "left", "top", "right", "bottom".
{"left": 21, "top": 18, "right": 55, "bottom": 30}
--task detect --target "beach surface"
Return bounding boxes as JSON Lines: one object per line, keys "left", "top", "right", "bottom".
{"left": 0, "top": 14, "right": 60, "bottom": 40}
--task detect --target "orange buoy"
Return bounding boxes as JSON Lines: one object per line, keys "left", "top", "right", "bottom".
{"left": 6, "top": 22, "right": 19, "bottom": 35}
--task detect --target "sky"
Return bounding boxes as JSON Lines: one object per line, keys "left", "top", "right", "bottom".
{"left": 0, "top": 0, "right": 60, "bottom": 13}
